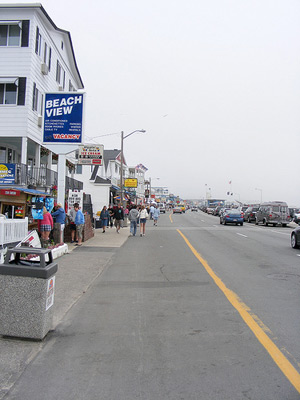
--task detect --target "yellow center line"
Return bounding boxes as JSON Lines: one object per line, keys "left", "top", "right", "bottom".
{"left": 169, "top": 213, "right": 173, "bottom": 223}
{"left": 177, "top": 229, "right": 300, "bottom": 394}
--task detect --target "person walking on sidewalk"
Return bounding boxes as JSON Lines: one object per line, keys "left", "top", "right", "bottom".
{"left": 100, "top": 205, "right": 109, "bottom": 233}
{"left": 38, "top": 206, "right": 53, "bottom": 247}
{"left": 149, "top": 204, "right": 155, "bottom": 220}
{"left": 152, "top": 204, "right": 160, "bottom": 226}
{"left": 68, "top": 205, "right": 77, "bottom": 243}
{"left": 139, "top": 205, "right": 148, "bottom": 236}
{"left": 114, "top": 203, "right": 124, "bottom": 233}
{"left": 108, "top": 204, "right": 114, "bottom": 228}
{"left": 51, "top": 202, "right": 66, "bottom": 244}
{"left": 128, "top": 205, "right": 139, "bottom": 236}
{"left": 74, "top": 203, "right": 85, "bottom": 246}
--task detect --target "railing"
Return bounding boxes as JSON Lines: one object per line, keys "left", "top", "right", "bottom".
{"left": 0, "top": 217, "right": 28, "bottom": 246}
{"left": 66, "top": 176, "right": 83, "bottom": 190}
{"left": 2, "top": 164, "right": 83, "bottom": 191}
{"left": 15, "top": 164, "right": 58, "bottom": 187}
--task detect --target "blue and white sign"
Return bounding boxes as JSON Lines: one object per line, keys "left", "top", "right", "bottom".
{"left": 43, "top": 92, "right": 84, "bottom": 144}
{"left": 0, "top": 163, "right": 16, "bottom": 185}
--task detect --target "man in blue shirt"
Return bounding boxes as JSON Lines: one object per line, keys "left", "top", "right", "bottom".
{"left": 51, "top": 202, "right": 66, "bottom": 244}
{"left": 74, "top": 203, "right": 85, "bottom": 246}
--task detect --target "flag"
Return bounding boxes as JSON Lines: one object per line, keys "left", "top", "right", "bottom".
{"left": 135, "top": 163, "right": 148, "bottom": 172}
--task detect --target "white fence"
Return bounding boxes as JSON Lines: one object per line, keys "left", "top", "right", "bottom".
{"left": 0, "top": 217, "right": 28, "bottom": 246}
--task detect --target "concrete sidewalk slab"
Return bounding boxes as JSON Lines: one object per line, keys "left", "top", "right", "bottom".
{"left": 0, "top": 226, "right": 130, "bottom": 400}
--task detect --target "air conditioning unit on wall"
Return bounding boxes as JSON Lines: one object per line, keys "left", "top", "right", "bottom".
{"left": 41, "top": 62, "right": 49, "bottom": 75}
{"left": 37, "top": 115, "right": 43, "bottom": 127}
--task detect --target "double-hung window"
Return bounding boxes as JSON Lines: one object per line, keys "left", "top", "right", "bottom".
{"left": 0, "top": 22, "right": 21, "bottom": 46}
{"left": 0, "top": 81, "right": 18, "bottom": 105}
{"left": 35, "top": 27, "right": 42, "bottom": 55}
{"left": 56, "top": 60, "right": 62, "bottom": 84}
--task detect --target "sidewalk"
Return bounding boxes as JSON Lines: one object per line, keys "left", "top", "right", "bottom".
{"left": 0, "top": 225, "right": 130, "bottom": 400}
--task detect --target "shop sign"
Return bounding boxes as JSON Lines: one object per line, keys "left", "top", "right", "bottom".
{"left": 0, "top": 189, "right": 20, "bottom": 196}
{"left": 78, "top": 145, "right": 104, "bottom": 165}
{"left": 0, "top": 164, "right": 16, "bottom": 185}
{"left": 124, "top": 178, "right": 137, "bottom": 188}
{"left": 43, "top": 93, "right": 85, "bottom": 144}
{"left": 68, "top": 189, "right": 83, "bottom": 213}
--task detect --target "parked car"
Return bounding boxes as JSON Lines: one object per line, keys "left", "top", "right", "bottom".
{"left": 244, "top": 206, "right": 259, "bottom": 223}
{"left": 213, "top": 206, "right": 223, "bottom": 216}
{"left": 191, "top": 206, "right": 198, "bottom": 212}
{"left": 173, "top": 206, "right": 183, "bottom": 214}
{"left": 293, "top": 209, "right": 300, "bottom": 224}
{"left": 159, "top": 204, "right": 166, "bottom": 213}
{"left": 255, "top": 201, "right": 290, "bottom": 227}
{"left": 220, "top": 209, "right": 244, "bottom": 226}
{"left": 179, "top": 204, "right": 186, "bottom": 213}
{"left": 206, "top": 207, "right": 215, "bottom": 215}
{"left": 291, "top": 226, "right": 300, "bottom": 248}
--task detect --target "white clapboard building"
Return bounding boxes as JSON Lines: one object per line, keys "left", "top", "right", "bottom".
{"left": 0, "top": 3, "right": 84, "bottom": 195}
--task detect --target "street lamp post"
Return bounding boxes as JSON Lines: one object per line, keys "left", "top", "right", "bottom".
{"left": 120, "top": 130, "right": 146, "bottom": 209}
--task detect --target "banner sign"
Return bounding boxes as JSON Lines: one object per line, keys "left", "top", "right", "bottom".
{"left": 124, "top": 178, "right": 138, "bottom": 188}
{"left": 43, "top": 93, "right": 84, "bottom": 144}
{"left": 78, "top": 145, "right": 104, "bottom": 165}
{"left": 0, "top": 189, "right": 20, "bottom": 196}
{"left": 0, "top": 164, "right": 16, "bottom": 185}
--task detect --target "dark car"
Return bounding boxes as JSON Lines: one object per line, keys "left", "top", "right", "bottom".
{"left": 220, "top": 209, "right": 244, "bottom": 226}
{"left": 291, "top": 226, "right": 300, "bottom": 248}
{"left": 244, "top": 206, "right": 259, "bottom": 223}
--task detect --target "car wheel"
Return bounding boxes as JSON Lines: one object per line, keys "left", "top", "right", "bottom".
{"left": 255, "top": 218, "right": 258, "bottom": 225}
{"left": 291, "top": 233, "right": 299, "bottom": 249}
{"left": 240, "top": 222, "right": 243, "bottom": 226}
{"left": 247, "top": 217, "right": 251, "bottom": 223}
{"left": 223, "top": 220, "right": 226, "bottom": 225}
{"left": 273, "top": 223, "right": 277, "bottom": 227}
{"left": 263, "top": 219, "right": 268, "bottom": 226}
{"left": 282, "top": 224, "right": 286, "bottom": 227}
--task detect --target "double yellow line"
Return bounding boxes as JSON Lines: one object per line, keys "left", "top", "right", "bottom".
{"left": 177, "top": 229, "right": 300, "bottom": 394}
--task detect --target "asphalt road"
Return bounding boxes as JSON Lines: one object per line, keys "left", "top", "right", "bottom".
{"left": 4, "top": 211, "right": 300, "bottom": 399}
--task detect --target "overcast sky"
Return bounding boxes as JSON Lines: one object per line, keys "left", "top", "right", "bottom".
{"left": 6, "top": 0, "right": 300, "bottom": 205}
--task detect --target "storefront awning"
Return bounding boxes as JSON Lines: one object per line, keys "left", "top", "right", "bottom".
{"left": 0, "top": 187, "right": 50, "bottom": 196}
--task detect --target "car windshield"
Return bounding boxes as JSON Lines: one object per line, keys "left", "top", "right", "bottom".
{"left": 228, "top": 210, "right": 241, "bottom": 215}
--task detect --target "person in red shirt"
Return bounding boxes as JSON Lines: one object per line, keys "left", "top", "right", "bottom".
{"left": 38, "top": 206, "right": 53, "bottom": 247}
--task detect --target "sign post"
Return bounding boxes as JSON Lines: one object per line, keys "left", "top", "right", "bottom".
{"left": 42, "top": 92, "right": 85, "bottom": 206}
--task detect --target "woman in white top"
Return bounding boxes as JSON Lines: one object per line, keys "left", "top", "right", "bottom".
{"left": 139, "top": 205, "right": 148, "bottom": 236}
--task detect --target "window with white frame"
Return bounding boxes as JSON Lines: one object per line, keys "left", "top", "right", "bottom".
{"left": 75, "top": 164, "right": 82, "bottom": 174}
{"left": 43, "top": 42, "right": 52, "bottom": 71}
{"left": 56, "top": 60, "right": 64, "bottom": 85}
{"left": 32, "top": 83, "right": 43, "bottom": 113}
{"left": 48, "top": 47, "right": 52, "bottom": 71}
{"left": 35, "top": 27, "right": 42, "bottom": 55}
{"left": 0, "top": 82, "right": 18, "bottom": 104}
{"left": 0, "top": 23, "right": 21, "bottom": 46}
{"left": 43, "top": 42, "right": 48, "bottom": 63}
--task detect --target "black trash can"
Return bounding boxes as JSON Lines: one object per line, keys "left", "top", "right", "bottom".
{"left": 0, "top": 247, "right": 58, "bottom": 340}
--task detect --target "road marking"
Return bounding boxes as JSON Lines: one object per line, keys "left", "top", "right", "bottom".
{"left": 236, "top": 233, "right": 248, "bottom": 238}
{"left": 269, "top": 230, "right": 290, "bottom": 236}
{"left": 177, "top": 229, "right": 300, "bottom": 394}
{"left": 169, "top": 214, "right": 173, "bottom": 223}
